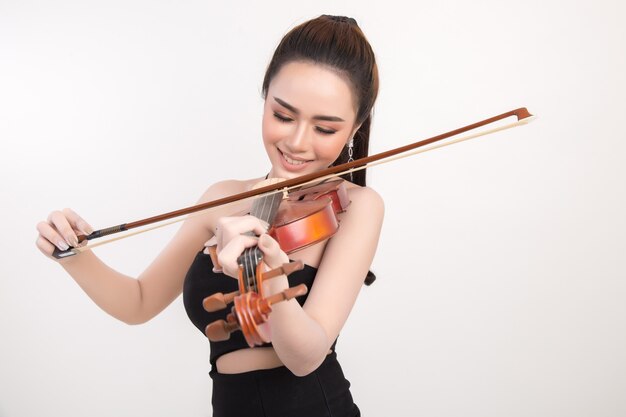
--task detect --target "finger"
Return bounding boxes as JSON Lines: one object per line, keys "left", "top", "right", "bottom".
{"left": 205, "top": 236, "right": 218, "bottom": 246}
{"left": 218, "top": 214, "right": 270, "bottom": 230}
{"left": 215, "top": 215, "right": 269, "bottom": 243}
{"left": 217, "top": 234, "right": 260, "bottom": 278}
{"left": 203, "top": 236, "right": 218, "bottom": 254}
{"left": 47, "top": 211, "right": 79, "bottom": 247}
{"left": 257, "top": 233, "right": 289, "bottom": 269}
{"left": 62, "top": 208, "right": 94, "bottom": 235}
{"left": 35, "top": 235, "right": 56, "bottom": 256}
{"left": 36, "top": 221, "right": 71, "bottom": 251}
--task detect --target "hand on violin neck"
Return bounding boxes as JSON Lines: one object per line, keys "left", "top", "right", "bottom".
{"left": 258, "top": 233, "right": 291, "bottom": 296}
{"left": 206, "top": 215, "right": 271, "bottom": 279}
{"left": 213, "top": 215, "right": 269, "bottom": 250}
{"left": 258, "top": 233, "right": 289, "bottom": 270}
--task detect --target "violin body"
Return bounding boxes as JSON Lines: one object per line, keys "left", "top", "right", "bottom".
{"left": 270, "top": 179, "right": 350, "bottom": 254}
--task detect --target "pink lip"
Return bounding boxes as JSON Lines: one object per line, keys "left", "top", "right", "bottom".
{"left": 278, "top": 149, "right": 312, "bottom": 172}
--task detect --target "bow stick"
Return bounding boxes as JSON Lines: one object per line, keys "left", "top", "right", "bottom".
{"left": 53, "top": 107, "right": 535, "bottom": 259}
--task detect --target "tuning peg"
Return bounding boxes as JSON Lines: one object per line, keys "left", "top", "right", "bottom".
{"left": 203, "top": 290, "right": 240, "bottom": 312}
{"left": 263, "top": 260, "right": 304, "bottom": 279}
{"left": 265, "top": 283, "right": 308, "bottom": 306}
{"left": 205, "top": 314, "right": 240, "bottom": 341}
{"left": 202, "top": 261, "right": 304, "bottom": 313}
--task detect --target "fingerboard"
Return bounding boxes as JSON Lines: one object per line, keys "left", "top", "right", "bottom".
{"left": 238, "top": 192, "right": 283, "bottom": 293}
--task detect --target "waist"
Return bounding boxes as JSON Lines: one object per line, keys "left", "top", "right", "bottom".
{"left": 210, "top": 351, "right": 358, "bottom": 417}
{"left": 215, "top": 347, "right": 283, "bottom": 374}
{"left": 215, "top": 346, "right": 334, "bottom": 374}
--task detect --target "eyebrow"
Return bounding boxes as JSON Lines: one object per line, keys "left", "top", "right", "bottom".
{"left": 273, "top": 97, "right": 345, "bottom": 122}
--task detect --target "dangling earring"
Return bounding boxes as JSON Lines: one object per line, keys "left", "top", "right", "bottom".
{"left": 347, "top": 137, "right": 354, "bottom": 182}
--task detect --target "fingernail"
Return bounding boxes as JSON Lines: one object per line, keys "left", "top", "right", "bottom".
{"left": 84, "top": 226, "right": 94, "bottom": 235}
{"left": 57, "top": 240, "right": 69, "bottom": 251}
{"left": 70, "top": 235, "right": 79, "bottom": 247}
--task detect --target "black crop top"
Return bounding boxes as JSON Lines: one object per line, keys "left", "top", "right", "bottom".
{"left": 183, "top": 250, "right": 337, "bottom": 368}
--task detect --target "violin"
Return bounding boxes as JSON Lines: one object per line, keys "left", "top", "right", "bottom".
{"left": 50, "top": 107, "right": 535, "bottom": 347}
{"left": 202, "top": 179, "right": 351, "bottom": 347}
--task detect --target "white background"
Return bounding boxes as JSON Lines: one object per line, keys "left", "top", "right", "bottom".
{"left": 1, "top": 0, "right": 625, "bottom": 416}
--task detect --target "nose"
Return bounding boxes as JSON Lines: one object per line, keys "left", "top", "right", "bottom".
{"left": 284, "top": 123, "right": 310, "bottom": 154}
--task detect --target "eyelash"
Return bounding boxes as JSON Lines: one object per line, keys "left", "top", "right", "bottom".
{"left": 273, "top": 112, "right": 336, "bottom": 135}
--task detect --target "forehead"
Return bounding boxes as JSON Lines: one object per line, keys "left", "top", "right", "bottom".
{"left": 267, "top": 61, "right": 357, "bottom": 120}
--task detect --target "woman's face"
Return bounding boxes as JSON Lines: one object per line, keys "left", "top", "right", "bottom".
{"left": 262, "top": 61, "right": 359, "bottom": 180}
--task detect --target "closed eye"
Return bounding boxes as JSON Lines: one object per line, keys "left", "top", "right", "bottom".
{"left": 273, "top": 112, "right": 293, "bottom": 123}
{"left": 274, "top": 112, "right": 336, "bottom": 135}
{"left": 316, "top": 127, "right": 336, "bottom": 135}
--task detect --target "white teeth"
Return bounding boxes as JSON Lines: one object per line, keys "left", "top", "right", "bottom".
{"left": 282, "top": 152, "right": 307, "bottom": 165}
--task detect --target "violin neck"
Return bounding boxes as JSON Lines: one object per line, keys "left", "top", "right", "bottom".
{"left": 238, "top": 192, "right": 283, "bottom": 293}
{"left": 250, "top": 191, "right": 283, "bottom": 225}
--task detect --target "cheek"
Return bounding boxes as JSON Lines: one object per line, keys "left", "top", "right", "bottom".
{"left": 262, "top": 114, "right": 290, "bottom": 146}
{"left": 261, "top": 115, "right": 272, "bottom": 146}
{"left": 262, "top": 118, "right": 280, "bottom": 151}
{"left": 262, "top": 110, "right": 274, "bottom": 135}
{"left": 314, "top": 138, "right": 347, "bottom": 162}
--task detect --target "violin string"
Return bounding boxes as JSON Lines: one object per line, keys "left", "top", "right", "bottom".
{"left": 246, "top": 197, "right": 261, "bottom": 292}
{"left": 250, "top": 195, "right": 261, "bottom": 292}
{"left": 244, "top": 200, "right": 251, "bottom": 292}
{"left": 251, "top": 196, "right": 262, "bottom": 287}
{"left": 246, "top": 191, "right": 267, "bottom": 292}
{"left": 253, "top": 191, "right": 272, "bottom": 293}
{"left": 246, "top": 248, "right": 253, "bottom": 293}
{"left": 68, "top": 116, "right": 534, "bottom": 254}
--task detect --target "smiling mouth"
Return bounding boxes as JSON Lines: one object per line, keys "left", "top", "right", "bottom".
{"left": 279, "top": 149, "right": 313, "bottom": 166}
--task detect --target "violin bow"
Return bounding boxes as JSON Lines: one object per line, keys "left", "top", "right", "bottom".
{"left": 53, "top": 107, "right": 535, "bottom": 259}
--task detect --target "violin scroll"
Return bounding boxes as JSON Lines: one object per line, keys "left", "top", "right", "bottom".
{"left": 203, "top": 261, "right": 307, "bottom": 346}
{"left": 202, "top": 260, "right": 304, "bottom": 313}
{"left": 205, "top": 284, "right": 308, "bottom": 345}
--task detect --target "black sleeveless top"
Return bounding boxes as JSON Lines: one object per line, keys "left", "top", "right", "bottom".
{"left": 183, "top": 250, "right": 337, "bottom": 368}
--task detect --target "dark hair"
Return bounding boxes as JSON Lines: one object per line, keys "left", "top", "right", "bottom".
{"left": 262, "top": 15, "right": 379, "bottom": 285}
{"left": 261, "top": 15, "right": 379, "bottom": 187}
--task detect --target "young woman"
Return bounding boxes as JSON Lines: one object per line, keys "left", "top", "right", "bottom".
{"left": 36, "top": 15, "right": 383, "bottom": 417}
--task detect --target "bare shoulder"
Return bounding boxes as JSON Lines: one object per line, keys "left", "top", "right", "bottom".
{"left": 346, "top": 184, "right": 383, "bottom": 205}
{"left": 194, "top": 177, "right": 261, "bottom": 221}
{"left": 197, "top": 178, "right": 251, "bottom": 203}
{"left": 342, "top": 184, "right": 385, "bottom": 221}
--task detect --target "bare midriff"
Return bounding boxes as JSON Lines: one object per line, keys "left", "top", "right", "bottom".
{"left": 216, "top": 347, "right": 283, "bottom": 374}
{"left": 216, "top": 347, "right": 333, "bottom": 374}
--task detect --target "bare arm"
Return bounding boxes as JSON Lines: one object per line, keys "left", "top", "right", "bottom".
{"left": 216, "top": 186, "right": 384, "bottom": 376}
{"left": 36, "top": 182, "right": 234, "bottom": 324}
{"left": 268, "top": 186, "right": 384, "bottom": 375}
